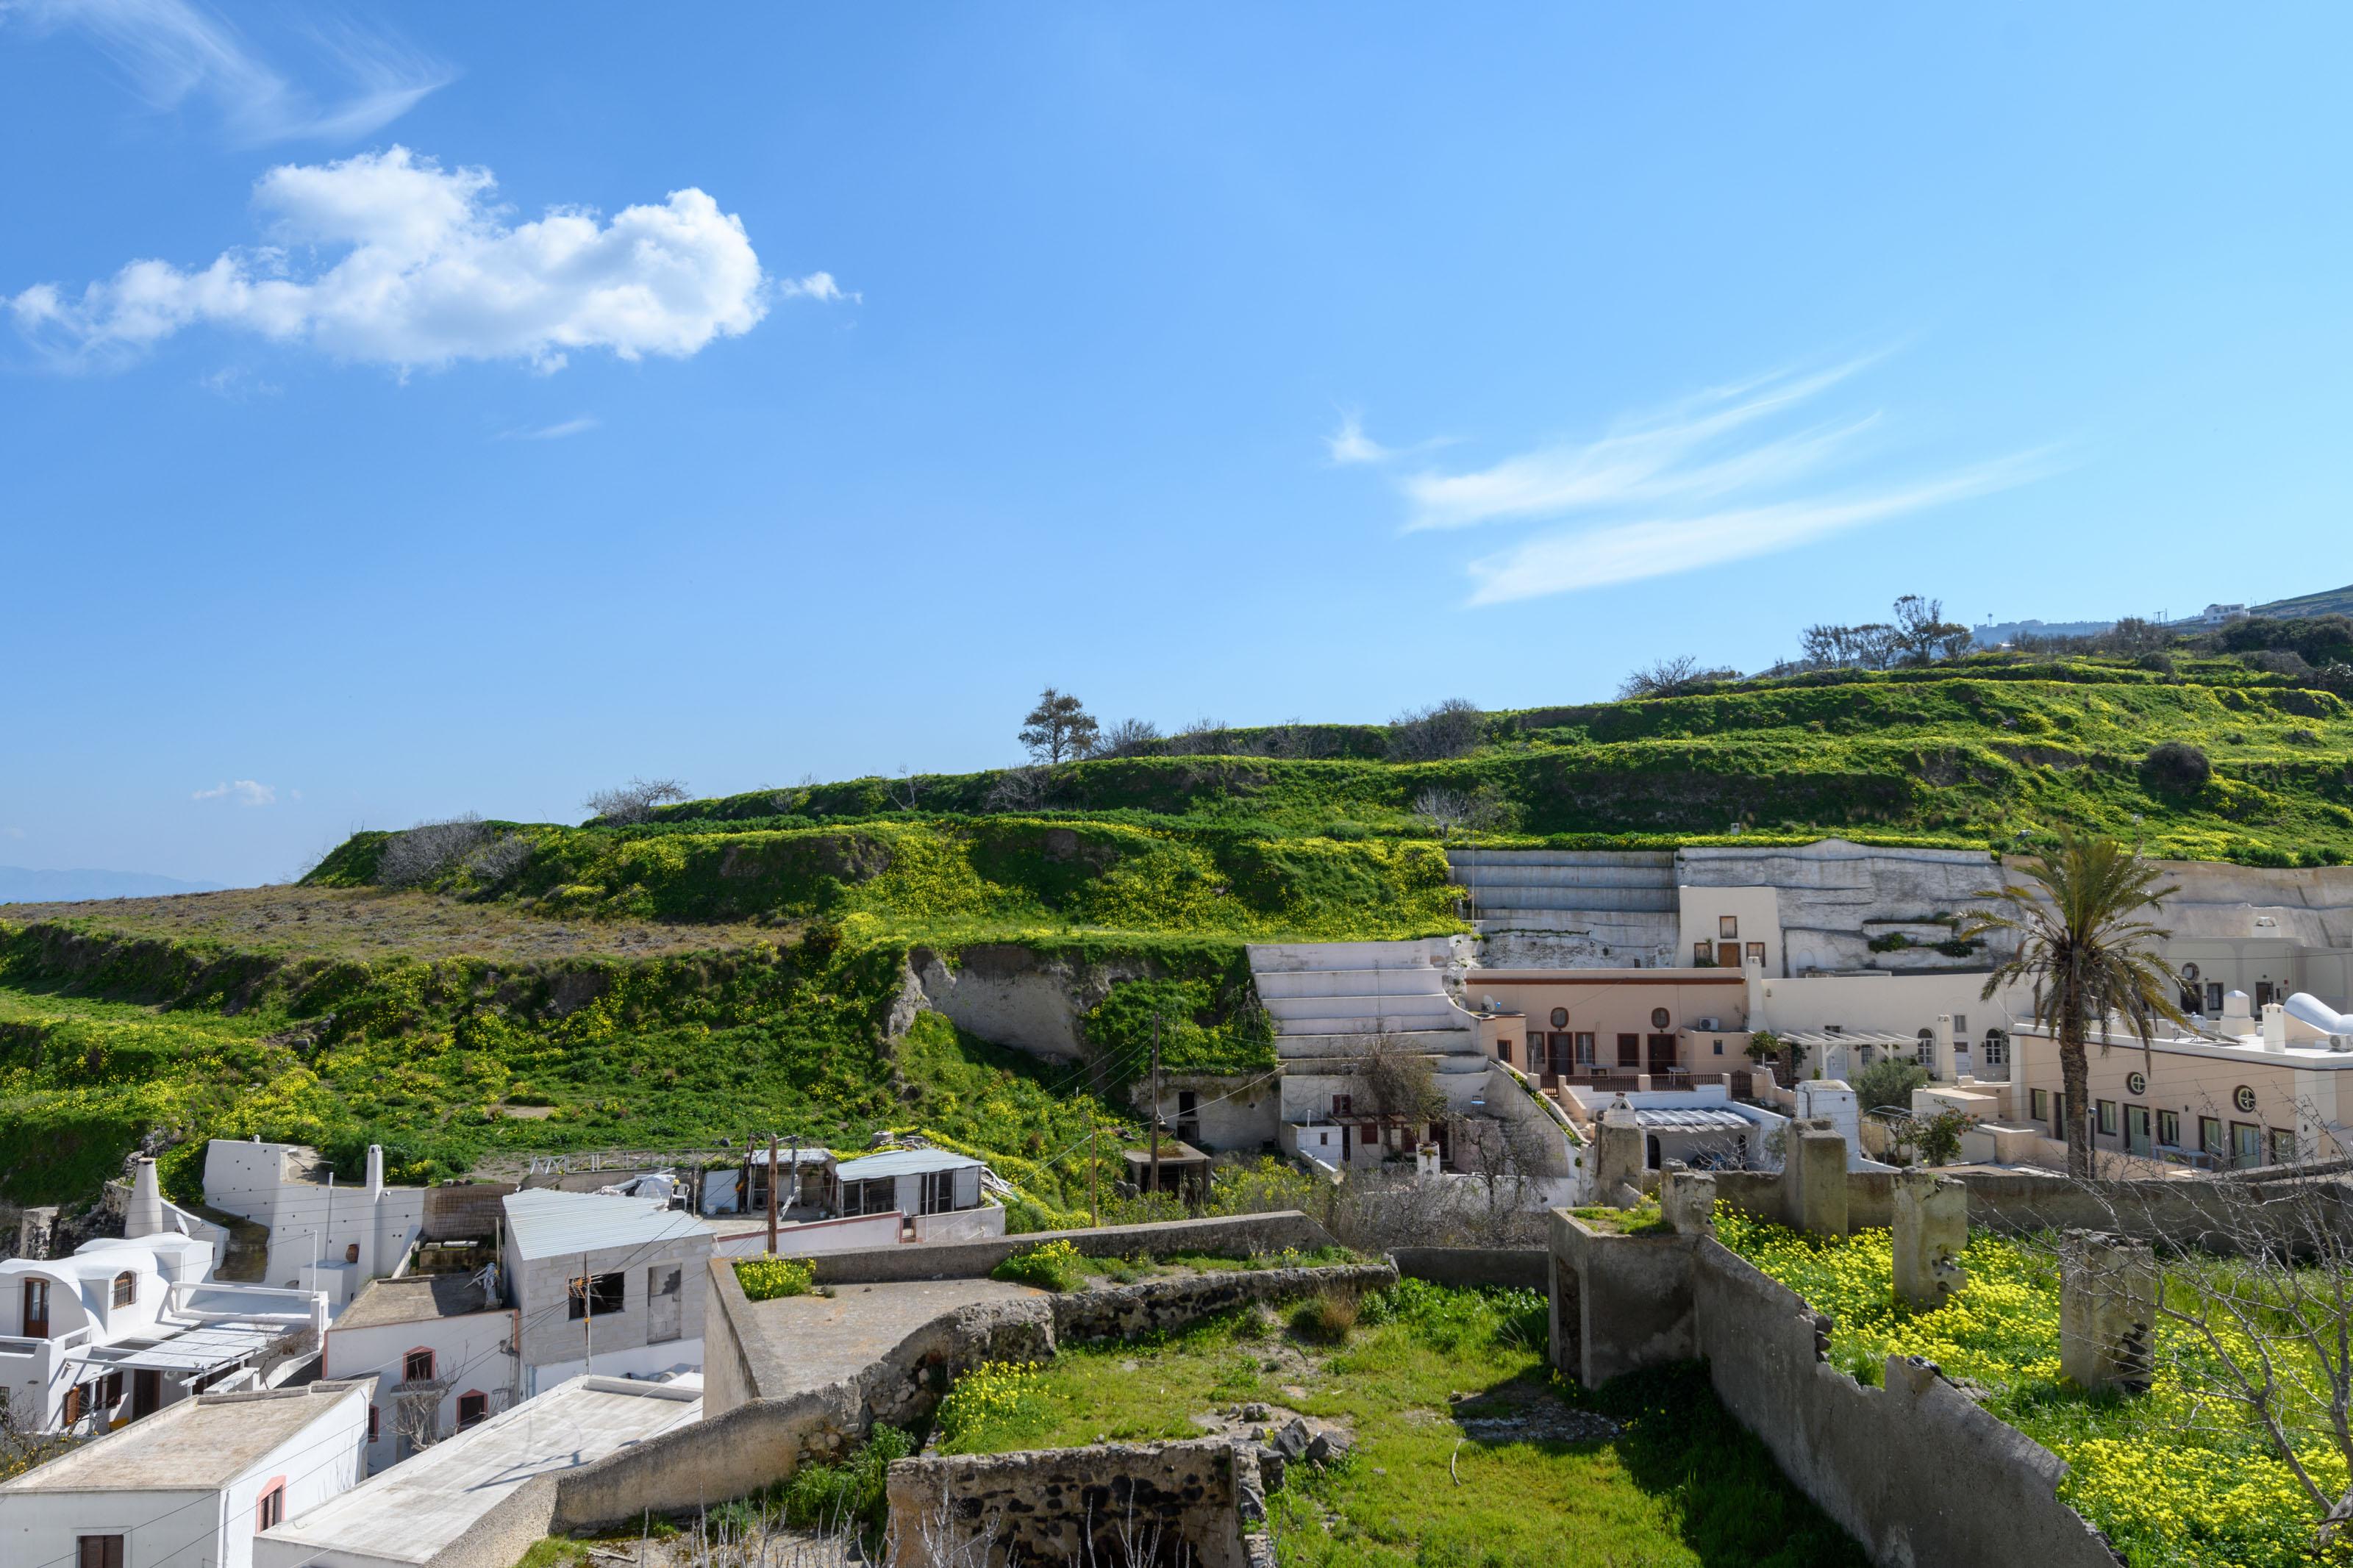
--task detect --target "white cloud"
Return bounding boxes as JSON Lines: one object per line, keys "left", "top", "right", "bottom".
{"left": 1349, "top": 357, "right": 2058, "bottom": 602}
{"left": 192, "top": 778, "right": 276, "bottom": 806}
{"left": 10, "top": 146, "right": 802, "bottom": 371}
{"left": 4, "top": 0, "right": 450, "bottom": 145}
{"left": 504, "top": 415, "right": 599, "bottom": 440}
{"left": 779, "top": 271, "right": 858, "bottom": 304}
{"left": 1463, "top": 455, "right": 2059, "bottom": 606}
{"left": 1327, "top": 412, "right": 1390, "bottom": 465}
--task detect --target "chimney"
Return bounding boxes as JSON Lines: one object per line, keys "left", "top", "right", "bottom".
{"left": 365, "top": 1144, "right": 385, "bottom": 1200}
{"left": 125, "top": 1157, "right": 165, "bottom": 1240}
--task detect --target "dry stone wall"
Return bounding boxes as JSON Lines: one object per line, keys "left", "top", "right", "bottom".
{"left": 886, "top": 1439, "right": 1265, "bottom": 1568}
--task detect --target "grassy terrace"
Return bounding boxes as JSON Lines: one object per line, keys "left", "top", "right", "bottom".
{"left": 932, "top": 1281, "right": 1866, "bottom": 1568}
{"left": 1717, "top": 1209, "right": 2351, "bottom": 1568}
{"left": 4, "top": 652, "right": 2349, "bottom": 1214}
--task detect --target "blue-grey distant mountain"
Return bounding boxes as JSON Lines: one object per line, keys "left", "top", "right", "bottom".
{"left": 0, "top": 867, "right": 229, "bottom": 904}
{"left": 1973, "top": 580, "right": 2353, "bottom": 648}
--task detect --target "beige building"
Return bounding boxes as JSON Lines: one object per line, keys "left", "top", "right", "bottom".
{"left": 2007, "top": 992, "right": 2353, "bottom": 1168}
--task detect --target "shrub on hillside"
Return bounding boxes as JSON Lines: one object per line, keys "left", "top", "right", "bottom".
{"left": 735, "top": 1256, "right": 816, "bottom": 1300}
{"left": 1386, "top": 698, "right": 1485, "bottom": 762}
{"left": 376, "top": 815, "right": 491, "bottom": 888}
{"left": 583, "top": 777, "right": 690, "bottom": 825}
{"left": 1291, "top": 1287, "right": 1360, "bottom": 1343}
{"left": 2141, "top": 740, "right": 2213, "bottom": 792}
{"left": 1852, "top": 1057, "right": 1929, "bottom": 1113}
{"left": 993, "top": 1239, "right": 1085, "bottom": 1292}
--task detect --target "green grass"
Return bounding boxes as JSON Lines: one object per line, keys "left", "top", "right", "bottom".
{"left": 933, "top": 1281, "right": 1866, "bottom": 1568}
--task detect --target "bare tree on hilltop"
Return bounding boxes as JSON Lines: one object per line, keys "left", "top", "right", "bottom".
{"left": 1018, "top": 687, "right": 1100, "bottom": 765}
{"left": 1799, "top": 593, "right": 1974, "bottom": 670}
{"left": 1618, "top": 656, "right": 1738, "bottom": 699}
{"left": 585, "top": 777, "right": 690, "bottom": 825}
{"left": 1386, "top": 698, "right": 1485, "bottom": 762}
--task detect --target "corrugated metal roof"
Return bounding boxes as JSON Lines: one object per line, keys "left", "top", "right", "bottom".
{"left": 1633, "top": 1108, "right": 1756, "bottom": 1132}
{"left": 832, "top": 1149, "right": 985, "bottom": 1180}
{"left": 70, "top": 1322, "right": 283, "bottom": 1373}
{"left": 503, "top": 1189, "right": 710, "bottom": 1261}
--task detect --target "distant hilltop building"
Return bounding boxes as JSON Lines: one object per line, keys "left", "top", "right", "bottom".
{"left": 1972, "top": 600, "right": 2252, "bottom": 648}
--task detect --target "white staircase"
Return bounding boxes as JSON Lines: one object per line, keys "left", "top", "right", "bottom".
{"left": 1245, "top": 939, "right": 1488, "bottom": 1073}
{"left": 1448, "top": 849, "right": 1680, "bottom": 967}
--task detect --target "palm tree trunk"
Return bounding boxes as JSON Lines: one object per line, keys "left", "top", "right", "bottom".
{"left": 2060, "top": 1016, "right": 2093, "bottom": 1179}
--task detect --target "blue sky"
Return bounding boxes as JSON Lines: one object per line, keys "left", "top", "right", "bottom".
{"left": 4, "top": 4, "right": 2350, "bottom": 887}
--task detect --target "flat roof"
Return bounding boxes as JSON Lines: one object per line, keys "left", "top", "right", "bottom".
{"left": 257, "top": 1376, "right": 701, "bottom": 1566}
{"left": 1634, "top": 1108, "right": 1755, "bottom": 1133}
{"left": 502, "top": 1188, "right": 710, "bottom": 1261}
{"left": 833, "top": 1149, "right": 985, "bottom": 1180}
{"left": 71, "top": 1322, "right": 285, "bottom": 1374}
{"left": 2015, "top": 1025, "right": 2353, "bottom": 1070}
{"left": 0, "top": 1380, "right": 371, "bottom": 1493}
{"left": 333, "top": 1273, "right": 503, "bottom": 1332}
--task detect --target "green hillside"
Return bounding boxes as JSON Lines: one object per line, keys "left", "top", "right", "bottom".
{"left": 4, "top": 650, "right": 2351, "bottom": 1217}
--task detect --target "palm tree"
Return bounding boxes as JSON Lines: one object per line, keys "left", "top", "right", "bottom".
{"left": 1962, "top": 832, "right": 2188, "bottom": 1178}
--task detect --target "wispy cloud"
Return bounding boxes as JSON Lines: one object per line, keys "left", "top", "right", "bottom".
{"left": 1343, "top": 357, "right": 2057, "bottom": 603}
{"left": 504, "top": 415, "right": 599, "bottom": 441}
{"left": 1463, "top": 455, "right": 2059, "bottom": 606}
{"left": 10, "top": 146, "right": 779, "bottom": 372}
{"left": 1327, "top": 412, "right": 1390, "bottom": 466}
{"left": 192, "top": 778, "right": 275, "bottom": 806}
{"left": 779, "top": 271, "right": 859, "bottom": 304}
{"left": 4, "top": 0, "right": 451, "bottom": 145}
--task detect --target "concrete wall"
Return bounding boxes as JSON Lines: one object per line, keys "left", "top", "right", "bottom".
{"left": 1051, "top": 1264, "right": 1393, "bottom": 1345}
{"left": 804, "top": 1211, "right": 1340, "bottom": 1286}
{"left": 1689, "top": 1241, "right": 2123, "bottom": 1568}
{"left": 420, "top": 1184, "right": 515, "bottom": 1242}
{"left": 885, "top": 1440, "right": 1257, "bottom": 1568}
{"left": 1545, "top": 1213, "right": 2124, "bottom": 1568}
{"left": 1707, "top": 1164, "right": 2353, "bottom": 1254}
{"left": 710, "top": 1211, "right": 904, "bottom": 1258}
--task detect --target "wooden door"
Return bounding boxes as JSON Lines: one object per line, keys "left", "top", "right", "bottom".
{"left": 132, "top": 1368, "right": 161, "bottom": 1420}
{"left": 1616, "top": 1033, "right": 1640, "bottom": 1067}
{"left": 1646, "top": 1034, "right": 1677, "bottom": 1073}
{"left": 21, "top": 1278, "right": 48, "bottom": 1339}
{"left": 1717, "top": 942, "right": 1740, "bottom": 968}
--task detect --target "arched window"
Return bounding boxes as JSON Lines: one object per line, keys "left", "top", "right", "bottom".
{"left": 1549, "top": 1007, "right": 1569, "bottom": 1028}
{"left": 403, "top": 1348, "right": 435, "bottom": 1384}
{"left": 1981, "top": 1028, "right": 2008, "bottom": 1067}
{"left": 1916, "top": 1029, "right": 1936, "bottom": 1067}
{"left": 1650, "top": 1008, "right": 1671, "bottom": 1031}
{"left": 111, "top": 1272, "right": 137, "bottom": 1309}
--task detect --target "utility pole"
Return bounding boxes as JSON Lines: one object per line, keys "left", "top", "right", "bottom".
{"left": 1085, "top": 1103, "right": 1099, "bottom": 1228}
{"left": 581, "top": 1251, "right": 592, "bottom": 1377}
{"left": 1148, "top": 1014, "right": 1163, "bottom": 1202}
{"left": 766, "top": 1133, "right": 780, "bottom": 1256}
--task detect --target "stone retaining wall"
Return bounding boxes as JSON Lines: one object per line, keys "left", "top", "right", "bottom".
{"left": 806, "top": 1211, "right": 1340, "bottom": 1285}
{"left": 885, "top": 1439, "right": 1264, "bottom": 1568}
{"left": 551, "top": 1251, "right": 1383, "bottom": 1533}
{"left": 1547, "top": 1214, "right": 2124, "bottom": 1568}
{"left": 1053, "top": 1263, "right": 1395, "bottom": 1343}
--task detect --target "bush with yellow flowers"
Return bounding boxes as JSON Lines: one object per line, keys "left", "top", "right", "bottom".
{"left": 1716, "top": 1206, "right": 2352, "bottom": 1568}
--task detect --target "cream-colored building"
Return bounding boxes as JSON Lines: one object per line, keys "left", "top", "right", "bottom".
{"left": 2006, "top": 991, "right": 2353, "bottom": 1168}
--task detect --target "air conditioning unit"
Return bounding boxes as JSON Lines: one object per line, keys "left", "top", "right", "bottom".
{"left": 1698, "top": 1017, "right": 1721, "bottom": 1032}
